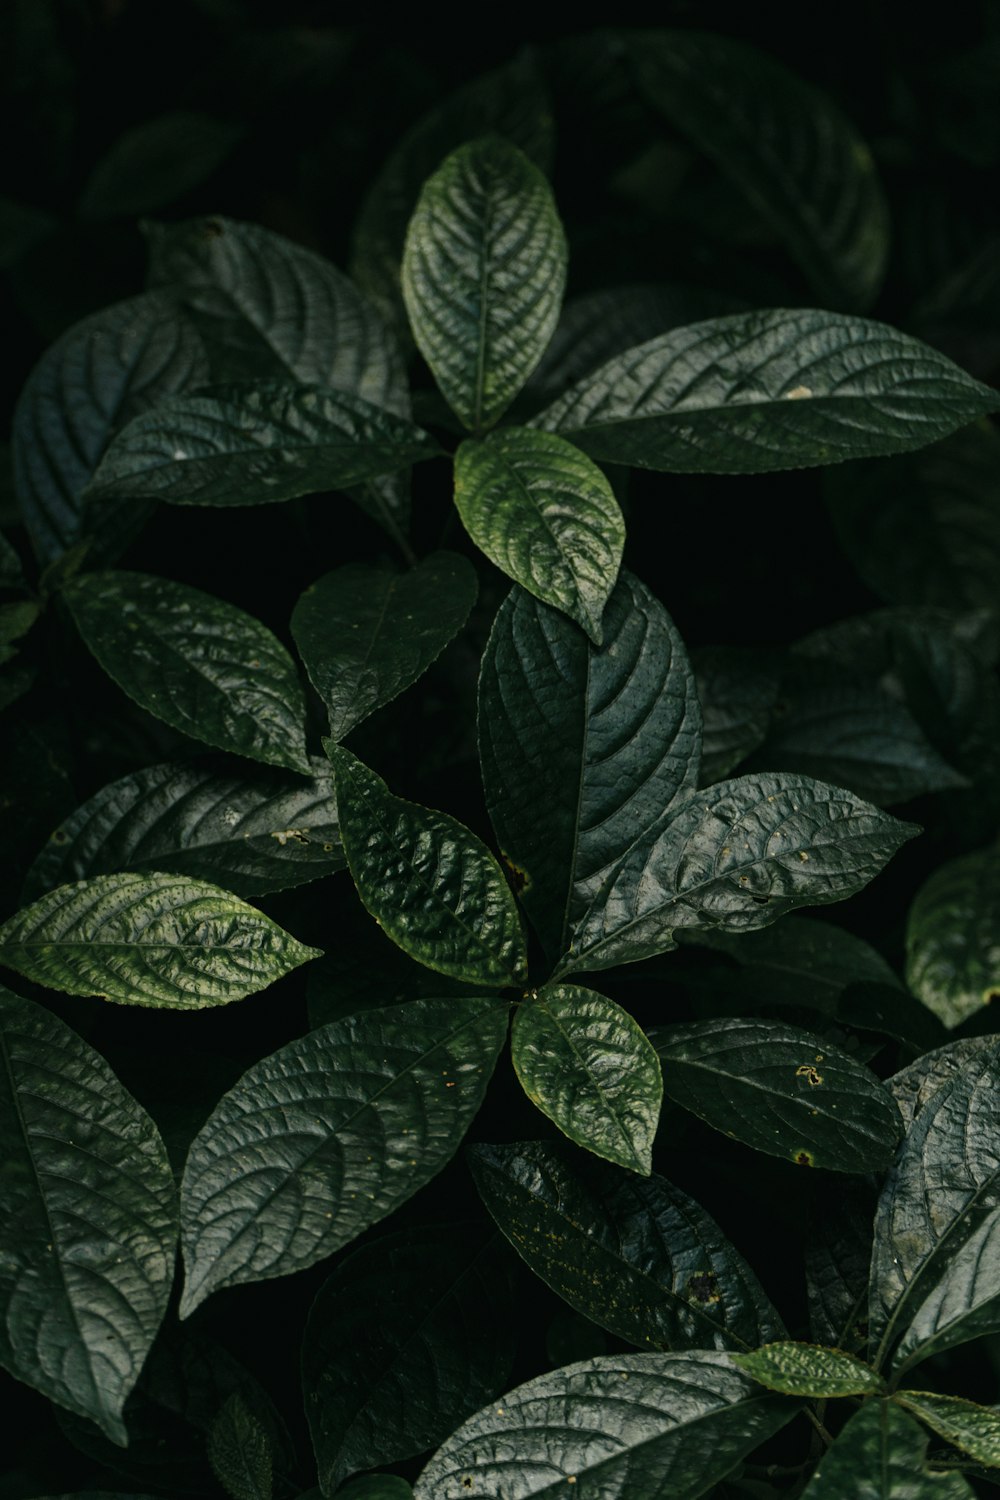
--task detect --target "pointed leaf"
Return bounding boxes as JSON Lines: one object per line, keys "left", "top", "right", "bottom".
{"left": 329, "top": 745, "right": 527, "bottom": 986}
{"left": 651, "top": 1018, "right": 903, "bottom": 1172}
{"left": 413, "top": 1350, "right": 798, "bottom": 1499}
{"left": 64, "top": 570, "right": 310, "bottom": 774}
{"left": 291, "top": 553, "right": 477, "bottom": 742}
{"left": 732, "top": 1342, "right": 884, "bottom": 1397}
{"left": 800, "top": 1401, "right": 974, "bottom": 1499}
{"left": 0, "top": 986, "right": 177, "bottom": 1444}
{"left": 0, "top": 871, "right": 319, "bottom": 1008}
{"left": 686, "top": 916, "right": 904, "bottom": 1009}
{"left": 906, "top": 850, "right": 1000, "bottom": 1029}
{"left": 511, "top": 984, "right": 662, "bottom": 1173}
{"left": 207, "top": 1393, "right": 273, "bottom": 1500}
{"left": 468, "top": 1140, "right": 783, "bottom": 1353}
{"left": 895, "top": 1392, "right": 1000, "bottom": 1468}
{"left": 402, "top": 136, "right": 567, "bottom": 431}
{"left": 179, "top": 996, "right": 508, "bottom": 1314}
{"left": 535, "top": 310, "right": 999, "bottom": 473}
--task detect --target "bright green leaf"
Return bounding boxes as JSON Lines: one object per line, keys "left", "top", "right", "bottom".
{"left": 906, "top": 849, "right": 1000, "bottom": 1029}
{"left": 207, "top": 1393, "right": 273, "bottom": 1500}
{"left": 731, "top": 1341, "right": 884, "bottom": 1396}
{"left": 800, "top": 1401, "right": 973, "bottom": 1498}
{"left": 896, "top": 1392, "right": 1000, "bottom": 1468}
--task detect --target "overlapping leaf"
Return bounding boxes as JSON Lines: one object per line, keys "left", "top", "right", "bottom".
{"left": 732, "top": 1342, "right": 884, "bottom": 1396}
{"left": 800, "top": 1401, "right": 974, "bottom": 1498}
{"left": 207, "top": 1394, "right": 273, "bottom": 1500}
{"left": 895, "top": 1392, "right": 1000, "bottom": 1469}
{"left": 805, "top": 1179, "right": 878, "bottom": 1350}
{"left": 905, "top": 849, "right": 1000, "bottom": 1029}
{"left": 693, "top": 646, "right": 781, "bottom": 784}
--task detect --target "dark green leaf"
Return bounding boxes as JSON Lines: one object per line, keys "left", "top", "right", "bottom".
{"left": 906, "top": 850, "right": 1000, "bottom": 1029}
{"left": 64, "top": 570, "right": 310, "bottom": 774}
{"left": 329, "top": 745, "right": 527, "bottom": 986}
{"left": 895, "top": 1392, "right": 1000, "bottom": 1468}
{"left": 693, "top": 647, "right": 781, "bottom": 785}
{"left": 302, "top": 1225, "right": 516, "bottom": 1491}
{"left": 291, "top": 553, "right": 477, "bottom": 741}
{"left": 336, "top": 1479, "right": 414, "bottom": 1500}
{"left": 805, "top": 1179, "right": 877, "bottom": 1350}
{"left": 800, "top": 1401, "right": 973, "bottom": 1498}
{"left": 207, "top": 1393, "right": 273, "bottom": 1500}
{"left": 179, "top": 996, "right": 508, "bottom": 1315}
{"left": 402, "top": 136, "right": 567, "bottom": 431}
{"left": 0, "top": 986, "right": 177, "bottom": 1444}
{"left": 887, "top": 1037, "right": 997, "bottom": 1132}
{"left": 511, "top": 984, "right": 662, "bottom": 1173}
{"left": 468, "top": 1140, "right": 783, "bottom": 1352}
{"left": 684, "top": 916, "right": 903, "bottom": 1008}
{"left": 651, "top": 1017, "right": 903, "bottom": 1172}
{"left": 731, "top": 1341, "right": 884, "bottom": 1396}
{"left": 0, "top": 193, "right": 55, "bottom": 269}
{"left": 80, "top": 112, "right": 242, "bottom": 221}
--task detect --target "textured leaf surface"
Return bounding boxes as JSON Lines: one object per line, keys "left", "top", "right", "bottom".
{"left": 906, "top": 850, "right": 1000, "bottom": 1029}
{"left": 732, "top": 1342, "right": 884, "bottom": 1396}
{"left": 64, "top": 571, "right": 310, "bottom": 774}
{"left": 413, "top": 1350, "right": 798, "bottom": 1499}
{"left": 329, "top": 745, "right": 526, "bottom": 986}
{"left": 179, "top": 996, "right": 508, "bottom": 1314}
{"left": 454, "top": 429, "right": 623, "bottom": 642}
{"left": 402, "top": 137, "right": 566, "bottom": 430}
{"left": 0, "top": 986, "right": 177, "bottom": 1443}
{"left": 24, "top": 756, "right": 343, "bottom": 901}
{"left": 302, "top": 1225, "right": 516, "bottom": 1491}
{"left": 292, "top": 553, "right": 477, "bottom": 741}
{"left": 895, "top": 1392, "right": 1000, "bottom": 1468}
{"left": 469, "top": 1140, "right": 783, "bottom": 1353}
{"left": 80, "top": 112, "right": 241, "bottom": 221}
{"left": 801, "top": 1401, "right": 974, "bottom": 1498}
{"left": 535, "top": 309, "right": 999, "bottom": 473}
{"left": 207, "top": 1393, "right": 273, "bottom": 1500}
{"left": 0, "top": 871, "right": 319, "bottom": 1008}
{"left": 511, "top": 985, "right": 662, "bottom": 1173}
{"left": 651, "top": 1018, "right": 902, "bottom": 1172}
{"left": 479, "top": 572, "right": 701, "bottom": 959}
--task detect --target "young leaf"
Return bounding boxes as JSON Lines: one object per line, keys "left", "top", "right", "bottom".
{"left": 800, "top": 1400, "right": 974, "bottom": 1498}
{"left": 535, "top": 310, "right": 999, "bottom": 473}
{"left": 0, "top": 870, "right": 319, "bottom": 1008}
{"left": 453, "top": 428, "right": 624, "bottom": 642}
{"left": 895, "top": 1392, "right": 1000, "bottom": 1469}
{"left": 468, "top": 1140, "right": 784, "bottom": 1353}
{"left": 401, "top": 136, "right": 567, "bottom": 431}
{"left": 302, "top": 1225, "right": 516, "bottom": 1491}
{"left": 905, "top": 849, "right": 1000, "bottom": 1029}
{"left": 650, "top": 1017, "right": 903, "bottom": 1172}
{"left": 207, "top": 1393, "right": 273, "bottom": 1500}
{"left": 64, "top": 570, "right": 310, "bottom": 775}
{"left": 23, "top": 756, "right": 344, "bottom": 901}
{"left": 0, "top": 986, "right": 177, "bottom": 1444}
{"left": 328, "top": 744, "right": 527, "bottom": 986}
{"left": 179, "top": 996, "right": 509, "bottom": 1315}
{"left": 511, "top": 984, "right": 662, "bottom": 1173}
{"left": 412, "top": 1351, "right": 799, "bottom": 1499}
{"left": 731, "top": 1342, "right": 884, "bottom": 1397}
{"left": 291, "top": 553, "right": 477, "bottom": 742}
{"left": 79, "top": 111, "right": 242, "bottom": 221}
{"left": 86, "top": 383, "right": 439, "bottom": 508}
{"left": 478, "top": 572, "right": 701, "bottom": 959}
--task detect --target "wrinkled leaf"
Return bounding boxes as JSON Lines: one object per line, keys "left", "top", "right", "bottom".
{"left": 731, "top": 1341, "right": 884, "bottom": 1396}
{"left": 207, "top": 1393, "right": 273, "bottom": 1500}
{"left": 906, "top": 849, "right": 1000, "bottom": 1029}
{"left": 800, "top": 1400, "right": 973, "bottom": 1498}
{"left": 895, "top": 1392, "right": 1000, "bottom": 1468}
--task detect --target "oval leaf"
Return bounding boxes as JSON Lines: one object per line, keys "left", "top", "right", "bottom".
{"left": 207, "top": 1393, "right": 273, "bottom": 1500}
{"left": 906, "top": 849, "right": 1000, "bottom": 1029}
{"left": 800, "top": 1401, "right": 974, "bottom": 1499}
{"left": 731, "top": 1342, "right": 884, "bottom": 1397}
{"left": 0, "top": 871, "right": 319, "bottom": 1009}
{"left": 179, "top": 996, "right": 509, "bottom": 1315}
{"left": 895, "top": 1392, "right": 1000, "bottom": 1469}
{"left": 64, "top": 570, "right": 310, "bottom": 774}
{"left": 402, "top": 136, "right": 567, "bottom": 431}
{"left": 512, "top": 984, "right": 662, "bottom": 1173}
{"left": 80, "top": 112, "right": 242, "bottom": 221}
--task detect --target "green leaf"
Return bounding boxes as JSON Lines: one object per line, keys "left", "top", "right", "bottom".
{"left": 412, "top": 1350, "right": 798, "bottom": 1498}
{"left": 0, "top": 871, "right": 319, "bottom": 1008}
{"left": 906, "top": 850, "right": 1000, "bottom": 1029}
{"left": 731, "top": 1341, "right": 884, "bottom": 1396}
{"left": 478, "top": 572, "right": 701, "bottom": 960}
{"left": 302, "top": 1225, "right": 516, "bottom": 1491}
{"left": 468, "top": 1140, "right": 783, "bottom": 1353}
{"left": 685, "top": 917, "right": 904, "bottom": 1009}
{"left": 207, "top": 1393, "right": 273, "bottom": 1500}
{"left": 630, "top": 30, "right": 889, "bottom": 309}
{"left": 511, "top": 984, "right": 662, "bottom": 1173}
{"left": 86, "top": 383, "right": 439, "bottom": 508}
{"left": 0, "top": 986, "right": 177, "bottom": 1444}
{"left": 887, "top": 1037, "right": 997, "bottom": 1132}
{"left": 179, "top": 996, "right": 509, "bottom": 1315}
{"left": 291, "top": 553, "right": 477, "bottom": 742}
{"left": 651, "top": 1017, "right": 903, "bottom": 1172}
{"left": 693, "top": 647, "right": 781, "bottom": 785}
{"left": 80, "top": 112, "right": 241, "bottom": 221}
{"left": 558, "top": 771, "right": 919, "bottom": 976}
{"left": 805, "top": 1179, "right": 878, "bottom": 1351}
{"left": 402, "top": 136, "right": 567, "bottom": 431}
{"left": 64, "top": 570, "right": 310, "bottom": 774}
{"left": 454, "top": 429, "right": 623, "bottom": 643}
{"left": 896, "top": 1393, "right": 1000, "bottom": 1468}
{"left": 23, "top": 756, "right": 344, "bottom": 902}
{"left": 800, "top": 1401, "right": 974, "bottom": 1498}
{"left": 328, "top": 745, "right": 527, "bottom": 987}
{"left": 13, "top": 292, "right": 207, "bottom": 566}
{"left": 535, "top": 309, "right": 999, "bottom": 473}
{"left": 336, "top": 1478, "right": 414, "bottom": 1500}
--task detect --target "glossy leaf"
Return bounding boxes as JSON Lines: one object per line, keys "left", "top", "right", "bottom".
{"left": 535, "top": 309, "right": 999, "bottom": 473}
{"left": 905, "top": 849, "right": 1000, "bottom": 1029}
{"left": 651, "top": 1017, "right": 903, "bottom": 1172}
{"left": 511, "top": 984, "right": 662, "bottom": 1173}
{"left": 401, "top": 136, "right": 567, "bottom": 431}
{"left": 0, "top": 986, "right": 177, "bottom": 1444}
{"left": 64, "top": 570, "right": 310, "bottom": 774}
{"left": 413, "top": 1350, "right": 798, "bottom": 1499}
{"left": 302, "top": 1225, "right": 516, "bottom": 1491}
{"left": 80, "top": 112, "right": 242, "bottom": 221}
{"left": 291, "top": 553, "right": 477, "bottom": 741}
{"left": 207, "top": 1393, "right": 273, "bottom": 1500}
{"left": 454, "top": 428, "right": 623, "bottom": 642}
{"left": 0, "top": 870, "right": 319, "bottom": 1008}
{"left": 179, "top": 996, "right": 508, "bottom": 1315}
{"left": 468, "top": 1140, "right": 783, "bottom": 1352}
{"left": 478, "top": 572, "right": 701, "bottom": 959}
{"left": 731, "top": 1341, "right": 884, "bottom": 1396}
{"left": 329, "top": 745, "right": 527, "bottom": 986}
{"left": 800, "top": 1401, "right": 974, "bottom": 1499}
{"left": 895, "top": 1392, "right": 1000, "bottom": 1468}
